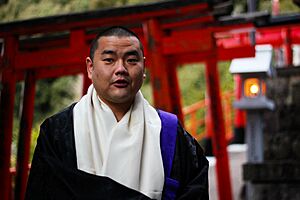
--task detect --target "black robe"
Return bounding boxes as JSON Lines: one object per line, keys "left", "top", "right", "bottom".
{"left": 25, "top": 103, "right": 209, "bottom": 200}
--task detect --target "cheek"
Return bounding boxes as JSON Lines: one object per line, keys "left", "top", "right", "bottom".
{"left": 93, "top": 68, "right": 110, "bottom": 80}
{"left": 91, "top": 69, "right": 107, "bottom": 87}
{"left": 92, "top": 70, "right": 100, "bottom": 81}
{"left": 131, "top": 69, "right": 144, "bottom": 85}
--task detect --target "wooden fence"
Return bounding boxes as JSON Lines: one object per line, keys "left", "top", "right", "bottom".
{"left": 183, "top": 91, "right": 234, "bottom": 142}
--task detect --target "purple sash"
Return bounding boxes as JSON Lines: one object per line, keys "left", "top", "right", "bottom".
{"left": 158, "top": 110, "right": 180, "bottom": 200}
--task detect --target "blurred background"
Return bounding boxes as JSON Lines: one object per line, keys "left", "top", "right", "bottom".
{"left": 2, "top": 0, "right": 299, "bottom": 171}
{"left": 1, "top": 0, "right": 300, "bottom": 200}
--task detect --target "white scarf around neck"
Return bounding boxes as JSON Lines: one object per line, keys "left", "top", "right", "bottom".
{"left": 73, "top": 85, "right": 164, "bottom": 199}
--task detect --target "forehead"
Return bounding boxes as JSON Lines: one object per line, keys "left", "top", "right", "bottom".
{"left": 97, "top": 36, "right": 141, "bottom": 52}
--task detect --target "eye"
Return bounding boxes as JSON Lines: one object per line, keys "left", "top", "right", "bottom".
{"left": 127, "top": 58, "right": 139, "bottom": 64}
{"left": 103, "top": 58, "right": 114, "bottom": 64}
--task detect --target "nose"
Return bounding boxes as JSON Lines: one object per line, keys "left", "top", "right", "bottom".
{"left": 115, "top": 59, "right": 128, "bottom": 76}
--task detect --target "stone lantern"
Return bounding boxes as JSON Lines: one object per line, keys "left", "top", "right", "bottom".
{"left": 231, "top": 45, "right": 275, "bottom": 112}
{"left": 230, "top": 45, "right": 275, "bottom": 200}
{"left": 230, "top": 44, "right": 275, "bottom": 161}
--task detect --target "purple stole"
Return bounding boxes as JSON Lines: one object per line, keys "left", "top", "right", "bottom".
{"left": 158, "top": 110, "right": 180, "bottom": 200}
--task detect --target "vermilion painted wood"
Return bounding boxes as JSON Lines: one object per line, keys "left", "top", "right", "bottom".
{"left": 256, "top": 31, "right": 284, "bottom": 46}
{"left": 14, "top": 71, "right": 36, "bottom": 200}
{"left": 291, "top": 27, "right": 300, "bottom": 43}
{"left": 34, "top": 65, "right": 84, "bottom": 80}
{"left": 0, "top": 36, "right": 17, "bottom": 200}
{"left": 162, "top": 29, "right": 213, "bottom": 55}
{"left": 0, "top": 72, "right": 16, "bottom": 200}
{"left": 0, "top": 57, "right": 3, "bottom": 68}
{"left": 282, "top": 28, "right": 293, "bottom": 65}
{"left": 161, "top": 15, "right": 214, "bottom": 29}
{"left": 13, "top": 31, "right": 257, "bottom": 71}
{"left": 0, "top": 3, "right": 209, "bottom": 37}
{"left": 204, "top": 57, "right": 233, "bottom": 200}
{"left": 10, "top": 24, "right": 300, "bottom": 71}
{"left": 205, "top": 96, "right": 213, "bottom": 138}
{"left": 218, "top": 25, "right": 300, "bottom": 47}
{"left": 70, "top": 30, "right": 86, "bottom": 49}
{"left": 14, "top": 48, "right": 86, "bottom": 69}
{"left": 143, "top": 19, "right": 173, "bottom": 112}
{"left": 217, "top": 45, "right": 255, "bottom": 60}
{"left": 234, "top": 75, "right": 246, "bottom": 128}
{"left": 168, "top": 45, "right": 255, "bottom": 65}
{"left": 166, "top": 62, "right": 184, "bottom": 124}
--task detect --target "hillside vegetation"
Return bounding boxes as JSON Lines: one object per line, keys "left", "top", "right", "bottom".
{"left": 1, "top": 0, "right": 299, "bottom": 23}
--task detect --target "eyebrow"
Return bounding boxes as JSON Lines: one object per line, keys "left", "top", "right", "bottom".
{"left": 100, "top": 49, "right": 141, "bottom": 57}
{"left": 101, "top": 50, "right": 116, "bottom": 55}
{"left": 125, "top": 50, "right": 140, "bottom": 57}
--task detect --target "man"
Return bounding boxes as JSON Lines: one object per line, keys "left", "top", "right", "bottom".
{"left": 25, "top": 27, "right": 209, "bottom": 200}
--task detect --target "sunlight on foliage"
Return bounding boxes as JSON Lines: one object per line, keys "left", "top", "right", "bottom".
{"left": 0, "top": 0, "right": 161, "bottom": 22}
{"left": 178, "top": 63, "right": 206, "bottom": 106}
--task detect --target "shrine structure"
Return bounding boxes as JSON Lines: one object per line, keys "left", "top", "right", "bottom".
{"left": 1, "top": 0, "right": 300, "bottom": 200}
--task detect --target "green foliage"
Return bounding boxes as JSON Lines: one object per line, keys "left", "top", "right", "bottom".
{"left": 141, "top": 61, "right": 233, "bottom": 111}
{"left": 219, "top": 61, "right": 234, "bottom": 91}
{"left": 11, "top": 118, "right": 20, "bottom": 167}
{"left": 30, "top": 125, "right": 40, "bottom": 161}
{"left": 34, "top": 76, "right": 78, "bottom": 123}
{"left": 11, "top": 117, "right": 41, "bottom": 167}
{"left": 0, "top": 0, "right": 160, "bottom": 23}
{"left": 177, "top": 62, "right": 233, "bottom": 107}
{"left": 260, "top": 0, "right": 300, "bottom": 13}
{"left": 178, "top": 64, "right": 206, "bottom": 106}
{"left": 10, "top": 76, "right": 78, "bottom": 167}
{"left": 141, "top": 69, "right": 153, "bottom": 104}
{"left": 170, "top": 61, "right": 234, "bottom": 140}
{"left": 233, "top": 0, "right": 300, "bottom": 14}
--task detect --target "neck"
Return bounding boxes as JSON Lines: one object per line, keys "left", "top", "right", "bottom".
{"left": 99, "top": 97, "right": 133, "bottom": 122}
{"left": 110, "top": 102, "right": 133, "bottom": 122}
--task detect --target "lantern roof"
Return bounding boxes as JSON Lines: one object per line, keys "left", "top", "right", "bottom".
{"left": 229, "top": 45, "right": 273, "bottom": 75}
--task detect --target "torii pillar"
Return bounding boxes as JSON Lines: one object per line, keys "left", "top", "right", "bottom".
{"left": 14, "top": 71, "right": 36, "bottom": 200}
{"left": 205, "top": 56, "right": 233, "bottom": 200}
{"left": 0, "top": 36, "right": 18, "bottom": 200}
{"left": 144, "top": 18, "right": 232, "bottom": 200}
{"left": 143, "top": 19, "right": 183, "bottom": 123}
{"left": 282, "top": 28, "right": 293, "bottom": 66}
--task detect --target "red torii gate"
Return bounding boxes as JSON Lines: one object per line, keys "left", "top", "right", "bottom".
{"left": 1, "top": 0, "right": 300, "bottom": 199}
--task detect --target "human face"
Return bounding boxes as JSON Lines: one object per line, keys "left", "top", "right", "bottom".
{"left": 86, "top": 36, "right": 145, "bottom": 107}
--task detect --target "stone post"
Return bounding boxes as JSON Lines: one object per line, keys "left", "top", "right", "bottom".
{"left": 243, "top": 67, "right": 300, "bottom": 200}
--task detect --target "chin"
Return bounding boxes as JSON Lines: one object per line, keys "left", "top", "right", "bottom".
{"left": 109, "top": 95, "right": 133, "bottom": 104}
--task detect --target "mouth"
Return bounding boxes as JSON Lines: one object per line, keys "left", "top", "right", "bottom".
{"left": 112, "top": 78, "right": 129, "bottom": 88}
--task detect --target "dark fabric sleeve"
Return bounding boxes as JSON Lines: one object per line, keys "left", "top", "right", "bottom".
{"left": 25, "top": 108, "right": 152, "bottom": 200}
{"left": 25, "top": 118, "right": 62, "bottom": 199}
{"left": 171, "top": 123, "right": 209, "bottom": 200}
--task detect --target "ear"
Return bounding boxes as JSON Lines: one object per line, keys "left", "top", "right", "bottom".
{"left": 86, "top": 57, "right": 93, "bottom": 80}
{"left": 143, "top": 56, "right": 146, "bottom": 68}
{"left": 143, "top": 67, "right": 147, "bottom": 80}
